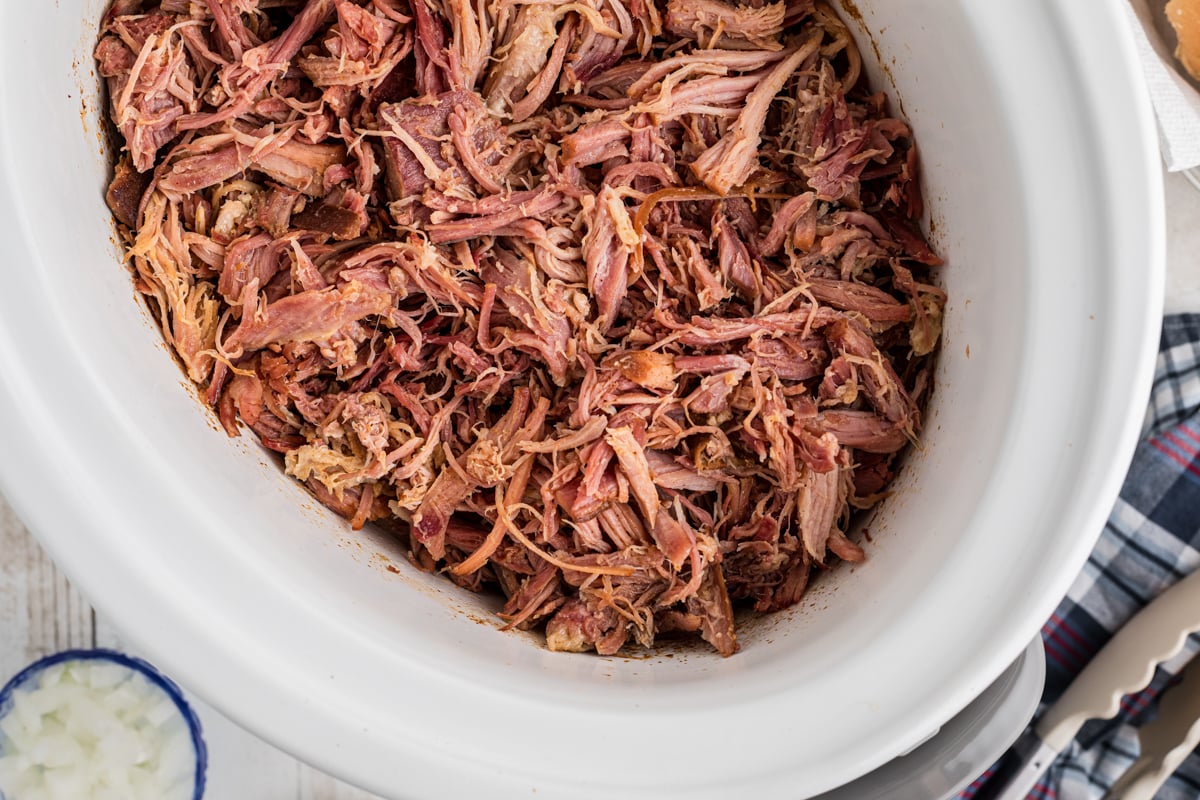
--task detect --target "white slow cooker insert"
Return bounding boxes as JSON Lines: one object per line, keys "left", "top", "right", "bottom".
{"left": 0, "top": 0, "right": 1163, "bottom": 797}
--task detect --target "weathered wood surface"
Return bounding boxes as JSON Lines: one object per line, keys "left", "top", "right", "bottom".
{"left": 0, "top": 494, "right": 381, "bottom": 800}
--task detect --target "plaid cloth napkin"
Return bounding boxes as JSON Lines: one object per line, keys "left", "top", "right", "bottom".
{"left": 958, "top": 314, "right": 1200, "bottom": 799}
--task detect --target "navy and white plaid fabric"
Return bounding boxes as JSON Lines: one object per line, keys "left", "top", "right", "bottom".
{"left": 960, "top": 315, "right": 1200, "bottom": 800}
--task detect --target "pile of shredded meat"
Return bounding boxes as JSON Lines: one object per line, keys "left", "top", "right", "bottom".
{"left": 96, "top": 0, "right": 945, "bottom": 656}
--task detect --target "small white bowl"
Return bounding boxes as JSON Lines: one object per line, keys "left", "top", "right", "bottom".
{"left": 0, "top": 650, "right": 206, "bottom": 800}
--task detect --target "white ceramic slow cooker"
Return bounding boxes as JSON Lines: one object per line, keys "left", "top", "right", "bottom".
{"left": 0, "top": 0, "right": 1165, "bottom": 797}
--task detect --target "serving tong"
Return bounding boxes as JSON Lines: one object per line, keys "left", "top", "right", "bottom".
{"left": 987, "top": 568, "right": 1200, "bottom": 800}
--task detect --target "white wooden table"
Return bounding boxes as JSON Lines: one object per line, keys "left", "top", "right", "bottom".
{"left": 0, "top": 516, "right": 382, "bottom": 799}
{"left": 2, "top": 168, "right": 1199, "bottom": 798}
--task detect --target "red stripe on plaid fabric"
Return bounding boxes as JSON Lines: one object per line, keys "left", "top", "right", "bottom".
{"left": 1040, "top": 628, "right": 1078, "bottom": 670}
{"left": 1180, "top": 424, "right": 1200, "bottom": 447}
{"left": 1031, "top": 777, "right": 1057, "bottom": 799}
{"left": 1040, "top": 630, "right": 1083, "bottom": 672}
{"left": 1165, "top": 429, "right": 1199, "bottom": 458}
{"left": 1124, "top": 671, "right": 1183, "bottom": 720}
{"left": 1120, "top": 679, "right": 1163, "bottom": 719}
{"left": 1043, "top": 612, "right": 1090, "bottom": 670}
{"left": 1121, "top": 690, "right": 1147, "bottom": 717}
{"left": 956, "top": 765, "right": 995, "bottom": 798}
{"left": 1151, "top": 438, "right": 1200, "bottom": 479}
{"left": 1051, "top": 611, "right": 1099, "bottom": 663}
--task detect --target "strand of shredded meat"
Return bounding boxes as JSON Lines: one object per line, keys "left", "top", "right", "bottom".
{"left": 97, "top": 0, "right": 946, "bottom": 657}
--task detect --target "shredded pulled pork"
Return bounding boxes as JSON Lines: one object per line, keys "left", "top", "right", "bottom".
{"left": 97, "top": 0, "right": 945, "bottom": 657}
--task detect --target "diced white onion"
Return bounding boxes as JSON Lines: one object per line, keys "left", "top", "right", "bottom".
{"left": 0, "top": 659, "right": 196, "bottom": 800}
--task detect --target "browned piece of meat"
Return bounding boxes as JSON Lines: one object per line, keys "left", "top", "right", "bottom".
{"left": 665, "top": 0, "right": 786, "bottom": 50}
{"left": 690, "top": 566, "right": 738, "bottom": 656}
{"left": 292, "top": 188, "right": 369, "bottom": 240}
{"left": 545, "top": 599, "right": 620, "bottom": 653}
{"left": 96, "top": 0, "right": 944, "bottom": 658}
{"left": 379, "top": 89, "right": 506, "bottom": 202}
{"left": 105, "top": 155, "right": 153, "bottom": 227}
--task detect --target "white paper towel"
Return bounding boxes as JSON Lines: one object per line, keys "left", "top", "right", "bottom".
{"left": 1126, "top": 0, "right": 1200, "bottom": 170}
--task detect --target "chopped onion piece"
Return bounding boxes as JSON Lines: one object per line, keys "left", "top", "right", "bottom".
{"left": 0, "top": 659, "right": 197, "bottom": 800}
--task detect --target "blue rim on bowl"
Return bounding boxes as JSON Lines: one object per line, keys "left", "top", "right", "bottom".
{"left": 0, "top": 649, "right": 206, "bottom": 800}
